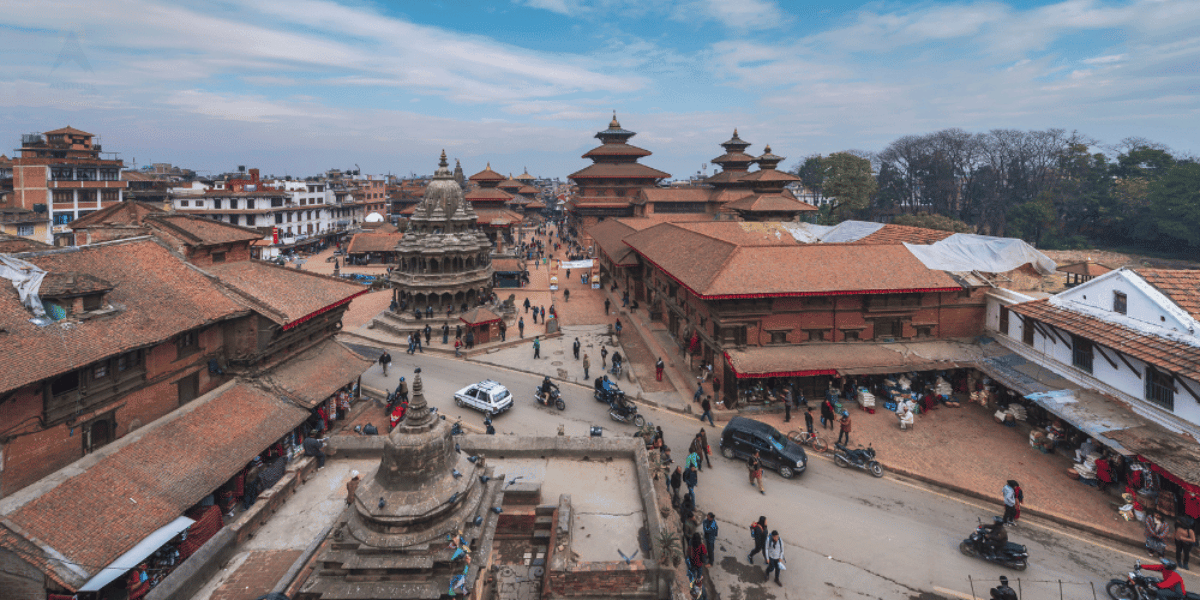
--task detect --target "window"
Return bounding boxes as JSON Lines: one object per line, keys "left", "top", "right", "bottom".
{"left": 1071, "top": 334, "right": 1093, "bottom": 373}
{"left": 17, "top": 224, "right": 34, "bottom": 236}
{"left": 229, "top": 215, "right": 239, "bottom": 226}
{"left": 841, "top": 329, "right": 860, "bottom": 341}
{"left": 806, "top": 329, "right": 826, "bottom": 342}
{"left": 82, "top": 293, "right": 103, "bottom": 311}
{"left": 246, "top": 199, "right": 255, "bottom": 209}
{"left": 271, "top": 198, "right": 284, "bottom": 207}
{"left": 211, "top": 251, "right": 226, "bottom": 264}
{"left": 246, "top": 215, "right": 256, "bottom": 226}
{"left": 999, "top": 306, "right": 1010, "bottom": 335}
{"left": 1114, "top": 292, "right": 1127, "bottom": 315}
{"left": 1023, "top": 319, "right": 1035, "bottom": 345}
{"left": 916, "top": 325, "right": 934, "bottom": 338}
{"left": 177, "top": 372, "right": 200, "bottom": 405}
{"left": 180, "top": 200, "right": 189, "bottom": 207}
{"left": 177, "top": 330, "right": 199, "bottom": 358}
{"left": 769, "top": 331, "right": 787, "bottom": 344}
{"left": 275, "top": 213, "right": 284, "bottom": 225}
{"left": 874, "top": 319, "right": 901, "bottom": 339}
{"left": 869, "top": 294, "right": 921, "bottom": 311}
{"left": 100, "top": 190, "right": 119, "bottom": 203}
{"left": 1145, "top": 366, "right": 1175, "bottom": 410}
{"left": 212, "top": 199, "right": 222, "bottom": 209}
{"left": 229, "top": 199, "right": 238, "bottom": 209}
{"left": 117, "top": 349, "right": 143, "bottom": 372}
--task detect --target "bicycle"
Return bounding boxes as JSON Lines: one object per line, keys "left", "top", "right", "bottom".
{"left": 786, "top": 429, "right": 829, "bottom": 453}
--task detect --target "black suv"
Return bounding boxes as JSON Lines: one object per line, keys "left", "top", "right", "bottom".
{"left": 718, "top": 416, "right": 807, "bottom": 478}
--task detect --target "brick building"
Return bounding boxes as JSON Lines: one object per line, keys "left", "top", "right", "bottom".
{"left": 618, "top": 221, "right": 1051, "bottom": 405}
{"left": 0, "top": 228, "right": 372, "bottom": 597}
{"left": 9, "top": 127, "right": 128, "bottom": 245}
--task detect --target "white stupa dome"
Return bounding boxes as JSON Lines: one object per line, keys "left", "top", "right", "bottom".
{"left": 365, "top": 212, "right": 385, "bottom": 223}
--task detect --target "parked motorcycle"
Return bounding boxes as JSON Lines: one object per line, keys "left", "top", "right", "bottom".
{"left": 533, "top": 385, "right": 566, "bottom": 411}
{"left": 833, "top": 443, "right": 884, "bottom": 477}
{"left": 959, "top": 518, "right": 1028, "bottom": 571}
{"left": 1106, "top": 561, "right": 1200, "bottom": 600}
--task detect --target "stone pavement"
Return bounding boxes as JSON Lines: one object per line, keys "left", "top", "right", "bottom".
{"left": 748, "top": 398, "right": 1148, "bottom": 549}
{"left": 207, "top": 550, "right": 301, "bottom": 600}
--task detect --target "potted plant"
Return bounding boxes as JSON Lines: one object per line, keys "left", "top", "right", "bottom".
{"left": 656, "top": 529, "right": 682, "bottom": 567}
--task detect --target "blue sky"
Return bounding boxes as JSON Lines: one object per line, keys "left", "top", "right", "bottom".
{"left": 1, "top": 0, "right": 1197, "bottom": 180}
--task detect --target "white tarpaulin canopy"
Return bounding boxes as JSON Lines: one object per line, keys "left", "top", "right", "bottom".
{"left": 77, "top": 515, "right": 195, "bottom": 592}
{"left": 904, "top": 234, "right": 1057, "bottom": 275}
{"left": 560, "top": 259, "right": 594, "bottom": 269}
{"left": 0, "top": 254, "right": 47, "bottom": 317}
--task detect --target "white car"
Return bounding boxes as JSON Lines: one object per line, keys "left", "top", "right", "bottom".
{"left": 454, "top": 380, "right": 514, "bottom": 416}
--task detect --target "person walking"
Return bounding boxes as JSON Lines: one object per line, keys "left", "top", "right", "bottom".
{"left": 748, "top": 450, "right": 764, "bottom": 495}
{"left": 346, "top": 471, "right": 361, "bottom": 506}
{"left": 442, "top": 323, "right": 450, "bottom": 344}
{"left": 703, "top": 513, "right": 719, "bottom": 566}
{"left": 670, "top": 466, "right": 683, "bottom": 506}
{"left": 694, "top": 382, "right": 704, "bottom": 404}
{"left": 784, "top": 397, "right": 791, "bottom": 423}
{"left": 533, "top": 337, "right": 541, "bottom": 359}
{"left": 604, "top": 298, "right": 611, "bottom": 315}
{"left": 499, "top": 320, "right": 507, "bottom": 342}
{"left": 838, "top": 411, "right": 852, "bottom": 446}
{"left": 573, "top": 338, "right": 581, "bottom": 360}
{"left": 683, "top": 464, "right": 698, "bottom": 496}
{"left": 416, "top": 334, "right": 424, "bottom": 353}
{"left": 805, "top": 407, "right": 814, "bottom": 434}
{"left": 764, "top": 531, "right": 786, "bottom": 586}
{"left": 406, "top": 333, "right": 415, "bottom": 355}
{"left": 378, "top": 349, "right": 392, "bottom": 376}
{"left": 524, "top": 297, "right": 531, "bottom": 313}
{"left": 465, "top": 330, "right": 475, "bottom": 350}
{"left": 656, "top": 358, "right": 665, "bottom": 381}
{"left": 700, "top": 396, "right": 715, "bottom": 426}
{"left": 688, "top": 439, "right": 704, "bottom": 472}
{"left": 688, "top": 533, "right": 707, "bottom": 580}
{"left": 1002, "top": 480, "right": 1019, "bottom": 524}
{"left": 821, "top": 396, "right": 835, "bottom": 430}
{"left": 564, "top": 289, "right": 570, "bottom": 302}
{"left": 1012, "top": 481, "right": 1024, "bottom": 523}
{"left": 747, "top": 516, "right": 768, "bottom": 564}
{"left": 600, "top": 346, "right": 608, "bottom": 367}
{"left": 518, "top": 317, "right": 525, "bottom": 338}
{"left": 424, "top": 324, "right": 432, "bottom": 344}
{"left": 698, "top": 428, "right": 712, "bottom": 468}
{"left": 582, "top": 354, "right": 590, "bottom": 379}
{"left": 1176, "top": 519, "right": 1195, "bottom": 569}
{"left": 531, "top": 308, "right": 538, "bottom": 324}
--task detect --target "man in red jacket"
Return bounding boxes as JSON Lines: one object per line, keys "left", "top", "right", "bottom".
{"left": 1141, "top": 559, "right": 1186, "bottom": 598}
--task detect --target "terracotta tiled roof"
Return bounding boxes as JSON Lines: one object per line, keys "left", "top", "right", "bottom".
{"left": 0, "top": 239, "right": 247, "bottom": 395}
{"left": 567, "top": 197, "right": 635, "bottom": 209}
{"left": 465, "top": 187, "right": 514, "bottom": 202}
{"left": 1010, "top": 298, "right": 1200, "bottom": 380}
{"left": 474, "top": 208, "right": 523, "bottom": 227}
{"left": 0, "top": 235, "right": 51, "bottom": 253}
{"left": 460, "top": 307, "right": 501, "bottom": 326}
{"left": 67, "top": 201, "right": 164, "bottom": 230}
{"left": 616, "top": 214, "right": 716, "bottom": 229}
{"left": 493, "top": 257, "right": 523, "bottom": 272}
{"left": 582, "top": 144, "right": 653, "bottom": 159}
{"left": 636, "top": 187, "right": 712, "bottom": 205}
{"left": 623, "top": 222, "right": 961, "bottom": 298}
{"left": 724, "top": 193, "right": 817, "bottom": 213}
{"left": 725, "top": 341, "right": 968, "bottom": 378}
{"left": 43, "top": 126, "right": 93, "bottom": 136}
{"left": 1059, "top": 262, "right": 1114, "bottom": 277}
{"left": 710, "top": 152, "right": 756, "bottom": 164}
{"left": 525, "top": 200, "right": 546, "bottom": 209}
{"left": 39, "top": 271, "right": 114, "bottom": 297}
{"left": 710, "top": 189, "right": 754, "bottom": 204}
{"left": 204, "top": 261, "right": 368, "bottom": 329}
{"left": 469, "top": 166, "right": 506, "bottom": 182}
{"left": 587, "top": 219, "right": 639, "bottom": 267}
{"left": 517, "top": 185, "right": 538, "bottom": 195}
{"left": 258, "top": 339, "right": 373, "bottom": 408}
{"left": 147, "top": 214, "right": 263, "bottom": 246}
{"left": 739, "top": 169, "right": 800, "bottom": 183}
{"left": 854, "top": 224, "right": 955, "bottom": 245}
{"left": 1137, "top": 269, "right": 1200, "bottom": 319}
{"left": 568, "top": 163, "right": 670, "bottom": 180}
{"left": 0, "top": 380, "right": 308, "bottom": 589}
{"left": 704, "top": 171, "right": 752, "bottom": 185}
{"left": 346, "top": 232, "right": 403, "bottom": 254}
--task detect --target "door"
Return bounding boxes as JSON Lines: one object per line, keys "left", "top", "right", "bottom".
{"left": 753, "top": 434, "right": 779, "bottom": 470}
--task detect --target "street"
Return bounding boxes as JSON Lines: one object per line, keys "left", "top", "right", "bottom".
{"left": 351, "top": 347, "right": 1154, "bottom": 600}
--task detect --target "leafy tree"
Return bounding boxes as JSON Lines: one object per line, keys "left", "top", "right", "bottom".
{"left": 1006, "top": 196, "right": 1056, "bottom": 246}
{"left": 792, "top": 155, "right": 825, "bottom": 205}
{"left": 821, "top": 152, "right": 876, "bottom": 220}
{"left": 892, "top": 212, "right": 974, "bottom": 233}
{"left": 1144, "top": 162, "right": 1200, "bottom": 248}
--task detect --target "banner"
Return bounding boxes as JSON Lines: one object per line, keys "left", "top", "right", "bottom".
{"left": 560, "top": 259, "right": 594, "bottom": 269}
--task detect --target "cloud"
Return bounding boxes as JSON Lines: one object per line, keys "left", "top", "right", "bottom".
{"left": 1082, "top": 54, "right": 1126, "bottom": 64}
{"left": 674, "top": 0, "right": 792, "bottom": 32}
{"left": 515, "top": 0, "right": 582, "bottom": 16}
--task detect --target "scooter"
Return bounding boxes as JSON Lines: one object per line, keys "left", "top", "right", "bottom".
{"left": 1106, "top": 561, "right": 1200, "bottom": 600}
{"left": 608, "top": 400, "right": 646, "bottom": 427}
{"left": 959, "top": 518, "right": 1029, "bottom": 571}
{"left": 533, "top": 385, "right": 566, "bottom": 411}
{"left": 833, "top": 443, "right": 884, "bottom": 477}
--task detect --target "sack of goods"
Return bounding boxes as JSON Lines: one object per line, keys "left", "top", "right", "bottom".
{"left": 897, "top": 376, "right": 912, "bottom": 391}
{"left": 856, "top": 389, "right": 876, "bottom": 408}
{"left": 934, "top": 377, "right": 953, "bottom": 397}
{"left": 1005, "top": 404, "right": 1027, "bottom": 421}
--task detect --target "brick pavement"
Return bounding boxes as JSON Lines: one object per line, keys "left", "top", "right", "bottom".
{"left": 208, "top": 550, "right": 301, "bottom": 600}
{"left": 750, "top": 398, "right": 1147, "bottom": 548}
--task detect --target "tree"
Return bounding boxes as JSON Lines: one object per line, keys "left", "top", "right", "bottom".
{"left": 821, "top": 152, "right": 876, "bottom": 220}
{"left": 1144, "top": 162, "right": 1200, "bottom": 248}
{"left": 892, "top": 212, "right": 974, "bottom": 233}
{"left": 792, "top": 155, "right": 825, "bottom": 205}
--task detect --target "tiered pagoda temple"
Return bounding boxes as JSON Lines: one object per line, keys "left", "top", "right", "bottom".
{"left": 566, "top": 113, "right": 670, "bottom": 240}
{"left": 724, "top": 145, "right": 817, "bottom": 221}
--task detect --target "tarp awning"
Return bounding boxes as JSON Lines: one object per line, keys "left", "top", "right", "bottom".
{"left": 725, "top": 341, "right": 976, "bottom": 379}
{"left": 77, "top": 516, "right": 195, "bottom": 592}
{"left": 560, "top": 259, "right": 594, "bottom": 269}
{"left": 1104, "top": 425, "right": 1200, "bottom": 486}
{"left": 1024, "top": 389, "right": 1147, "bottom": 455}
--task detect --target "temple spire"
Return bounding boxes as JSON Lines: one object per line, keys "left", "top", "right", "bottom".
{"left": 404, "top": 368, "right": 433, "bottom": 427}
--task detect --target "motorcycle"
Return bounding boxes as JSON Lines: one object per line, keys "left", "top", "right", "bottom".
{"left": 833, "top": 443, "right": 884, "bottom": 478}
{"left": 609, "top": 399, "right": 646, "bottom": 427}
{"left": 959, "top": 518, "right": 1029, "bottom": 571}
{"left": 1106, "top": 561, "right": 1200, "bottom": 600}
{"left": 534, "top": 385, "right": 567, "bottom": 411}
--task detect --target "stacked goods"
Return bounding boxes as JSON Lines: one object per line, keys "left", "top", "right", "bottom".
{"left": 897, "top": 376, "right": 912, "bottom": 390}
{"left": 934, "top": 377, "right": 953, "bottom": 398}
{"left": 1006, "top": 404, "right": 1027, "bottom": 421}
{"left": 856, "top": 389, "right": 876, "bottom": 409}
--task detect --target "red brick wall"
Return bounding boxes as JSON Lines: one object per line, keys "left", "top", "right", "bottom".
{"left": 546, "top": 562, "right": 650, "bottom": 596}
{"left": 12, "top": 164, "right": 48, "bottom": 211}
{"left": 186, "top": 243, "right": 253, "bottom": 267}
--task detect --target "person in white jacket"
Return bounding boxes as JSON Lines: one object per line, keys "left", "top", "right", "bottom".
{"left": 764, "top": 530, "right": 786, "bottom": 586}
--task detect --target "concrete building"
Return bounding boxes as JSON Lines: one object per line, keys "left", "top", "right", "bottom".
{"left": 9, "top": 127, "right": 128, "bottom": 245}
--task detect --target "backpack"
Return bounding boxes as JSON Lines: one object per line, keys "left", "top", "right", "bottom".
{"left": 750, "top": 522, "right": 762, "bottom": 539}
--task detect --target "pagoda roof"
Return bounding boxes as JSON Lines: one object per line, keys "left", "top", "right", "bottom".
{"left": 515, "top": 169, "right": 535, "bottom": 181}
{"left": 469, "top": 164, "right": 506, "bottom": 182}
{"left": 465, "top": 187, "right": 514, "bottom": 202}
{"left": 720, "top": 129, "right": 751, "bottom": 150}
{"left": 710, "top": 152, "right": 756, "bottom": 165}
{"left": 569, "top": 162, "right": 670, "bottom": 180}
{"left": 725, "top": 193, "right": 818, "bottom": 213}
{"left": 740, "top": 168, "right": 800, "bottom": 184}
{"left": 704, "top": 170, "right": 753, "bottom": 185}
{"left": 517, "top": 184, "right": 538, "bottom": 195}
{"left": 583, "top": 143, "right": 653, "bottom": 159}
{"left": 44, "top": 126, "right": 94, "bottom": 137}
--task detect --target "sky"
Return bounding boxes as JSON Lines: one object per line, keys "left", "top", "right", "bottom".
{"left": 1, "top": 0, "right": 1197, "bottom": 181}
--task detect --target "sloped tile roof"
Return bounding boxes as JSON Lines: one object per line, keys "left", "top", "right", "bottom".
{"left": 460, "top": 307, "right": 501, "bottom": 326}
{"left": 1136, "top": 269, "right": 1200, "bottom": 320}
{"left": 725, "top": 341, "right": 968, "bottom": 377}
{"left": 465, "top": 187, "right": 514, "bottom": 202}
{"left": 204, "top": 261, "right": 368, "bottom": 328}
{"left": 474, "top": 208, "right": 523, "bottom": 226}
{"left": 724, "top": 193, "right": 817, "bottom": 213}
{"left": 0, "top": 235, "right": 52, "bottom": 253}
{"left": 587, "top": 219, "right": 639, "bottom": 267}
{"left": 637, "top": 187, "right": 712, "bottom": 205}
{"left": 0, "top": 381, "right": 308, "bottom": 589}
{"left": 346, "top": 232, "right": 403, "bottom": 254}
{"left": 568, "top": 163, "right": 670, "bottom": 180}
{"left": 257, "top": 339, "right": 372, "bottom": 408}
{"left": 67, "top": 201, "right": 164, "bottom": 230}
{"left": 147, "top": 214, "right": 263, "bottom": 246}
{"left": 582, "top": 143, "right": 653, "bottom": 159}
{"left": 623, "top": 222, "right": 960, "bottom": 298}
{"left": 39, "top": 271, "right": 114, "bottom": 297}
{"left": 0, "top": 239, "right": 246, "bottom": 395}
{"left": 44, "top": 126, "right": 93, "bottom": 136}
{"left": 1059, "top": 262, "right": 1115, "bottom": 277}
{"left": 1010, "top": 298, "right": 1200, "bottom": 380}
{"left": 739, "top": 169, "right": 800, "bottom": 183}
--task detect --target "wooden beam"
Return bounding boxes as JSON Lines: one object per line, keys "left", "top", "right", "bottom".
{"left": 1177, "top": 376, "right": 1200, "bottom": 403}
{"left": 1114, "top": 351, "right": 1142, "bottom": 379}
{"left": 1031, "top": 320, "right": 1055, "bottom": 345}
{"left": 1093, "top": 344, "right": 1119, "bottom": 371}
{"left": 1046, "top": 323, "right": 1072, "bottom": 347}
